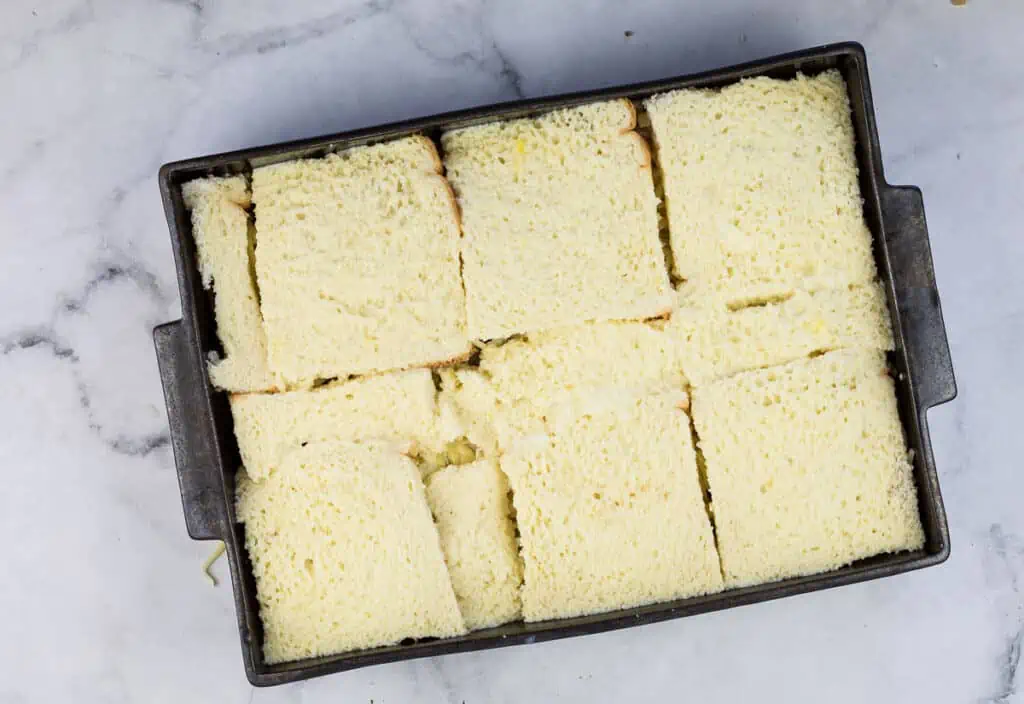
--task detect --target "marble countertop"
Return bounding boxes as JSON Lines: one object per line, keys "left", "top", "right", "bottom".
{"left": 2, "top": 0, "right": 1022, "bottom": 701}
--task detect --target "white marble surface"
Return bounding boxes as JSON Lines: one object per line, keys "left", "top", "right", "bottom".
{"left": 1, "top": 0, "right": 1022, "bottom": 701}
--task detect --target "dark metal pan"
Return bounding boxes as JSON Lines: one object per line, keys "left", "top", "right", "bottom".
{"left": 154, "top": 41, "right": 956, "bottom": 687}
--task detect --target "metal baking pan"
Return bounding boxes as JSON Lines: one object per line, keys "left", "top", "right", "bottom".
{"left": 153, "top": 41, "right": 956, "bottom": 687}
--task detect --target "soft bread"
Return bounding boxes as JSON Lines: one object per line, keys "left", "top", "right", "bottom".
{"left": 692, "top": 349, "right": 924, "bottom": 587}
{"left": 182, "top": 175, "right": 280, "bottom": 392}
{"left": 231, "top": 369, "right": 442, "bottom": 481}
{"left": 670, "top": 283, "right": 894, "bottom": 386}
{"left": 502, "top": 389, "right": 723, "bottom": 620}
{"left": 425, "top": 459, "right": 524, "bottom": 629}
{"left": 646, "top": 71, "right": 878, "bottom": 304}
{"left": 437, "top": 321, "right": 686, "bottom": 455}
{"left": 443, "top": 99, "right": 672, "bottom": 340}
{"left": 235, "top": 440, "right": 466, "bottom": 663}
{"left": 252, "top": 136, "right": 470, "bottom": 385}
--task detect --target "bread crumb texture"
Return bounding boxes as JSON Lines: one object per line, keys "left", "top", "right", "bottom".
{"left": 230, "top": 369, "right": 443, "bottom": 481}
{"left": 252, "top": 136, "right": 470, "bottom": 386}
{"left": 670, "top": 283, "right": 894, "bottom": 386}
{"left": 437, "top": 281, "right": 896, "bottom": 453}
{"left": 425, "top": 459, "right": 524, "bottom": 629}
{"left": 502, "top": 390, "right": 723, "bottom": 621}
{"left": 437, "top": 320, "right": 687, "bottom": 455}
{"left": 443, "top": 99, "right": 672, "bottom": 340}
{"left": 436, "top": 367, "right": 510, "bottom": 458}
{"left": 483, "top": 320, "right": 685, "bottom": 401}
{"left": 692, "top": 349, "right": 923, "bottom": 588}
{"left": 182, "top": 175, "right": 281, "bottom": 392}
{"left": 646, "top": 71, "right": 878, "bottom": 304}
{"left": 215, "top": 71, "right": 922, "bottom": 655}
{"left": 235, "top": 440, "right": 465, "bottom": 664}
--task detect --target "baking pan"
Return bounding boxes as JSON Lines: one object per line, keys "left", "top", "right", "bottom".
{"left": 153, "top": 41, "right": 956, "bottom": 686}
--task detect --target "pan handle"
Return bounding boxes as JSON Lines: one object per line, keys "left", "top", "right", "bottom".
{"left": 881, "top": 185, "right": 957, "bottom": 410}
{"left": 153, "top": 320, "right": 228, "bottom": 541}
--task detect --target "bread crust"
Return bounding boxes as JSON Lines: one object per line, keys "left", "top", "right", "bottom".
{"left": 226, "top": 346, "right": 474, "bottom": 398}
{"left": 626, "top": 130, "right": 653, "bottom": 169}
{"left": 425, "top": 348, "right": 475, "bottom": 369}
{"left": 619, "top": 98, "right": 638, "bottom": 133}
{"left": 435, "top": 173, "right": 463, "bottom": 228}
{"left": 412, "top": 134, "right": 444, "bottom": 174}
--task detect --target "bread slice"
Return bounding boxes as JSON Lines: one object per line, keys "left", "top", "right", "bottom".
{"left": 670, "top": 283, "right": 894, "bottom": 386}
{"left": 437, "top": 368, "right": 512, "bottom": 458}
{"left": 251, "top": 136, "right": 471, "bottom": 386}
{"left": 442, "top": 100, "right": 673, "bottom": 339}
{"left": 481, "top": 321, "right": 686, "bottom": 402}
{"left": 502, "top": 389, "right": 723, "bottom": 621}
{"left": 235, "top": 440, "right": 466, "bottom": 663}
{"left": 231, "top": 369, "right": 442, "bottom": 481}
{"left": 692, "top": 349, "right": 924, "bottom": 588}
{"left": 425, "top": 459, "right": 523, "bottom": 629}
{"left": 646, "top": 71, "right": 878, "bottom": 304}
{"left": 182, "top": 175, "right": 281, "bottom": 392}
{"left": 438, "top": 321, "right": 687, "bottom": 456}
{"left": 438, "top": 367, "right": 559, "bottom": 464}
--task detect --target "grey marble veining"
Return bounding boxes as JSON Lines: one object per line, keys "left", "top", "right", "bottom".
{"left": 1, "top": 0, "right": 1022, "bottom": 701}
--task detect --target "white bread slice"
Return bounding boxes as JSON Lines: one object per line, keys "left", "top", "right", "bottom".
{"left": 437, "top": 367, "right": 548, "bottom": 461}
{"left": 252, "top": 136, "right": 471, "bottom": 386}
{"left": 646, "top": 71, "right": 878, "bottom": 304}
{"left": 438, "top": 322, "right": 687, "bottom": 456}
{"left": 442, "top": 100, "right": 673, "bottom": 339}
{"left": 670, "top": 283, "right": 894, "bottom": 386}
{"left": 231, "top": 368, "right": 441, "bottom": 481}
{"left": 438, "top": 368, "right": 510, "bottom": 458}
{"left": 502, "top": 389, "right": 723, "bottom": 621}
{"left": 481, "top": 321, "right": 686, "bottom": 402}
{"left": 182, "top": 175, "right": 281, "bottom": 392}
{"left": 692, "top": 349, "right": 924, "bottom": 588}
{"left": 235, "top": 440, "right": 466, "bottom": 663}
{"left": 425, "top": 459, "right": 523, "bottom": 629}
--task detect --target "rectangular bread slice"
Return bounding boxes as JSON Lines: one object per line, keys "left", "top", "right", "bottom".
{"left": 231, "top": 368, "right": 441, "bottom": 481}
{"left": 670, "top": 283, "right": 894, "bottom": 386}
{"left": 502, "top": 389, "right": 723, "bottom": 621}
{"left": 236, "top": 440, "right": 466, "bottom": 663}
{"left": 182, "top": 175, "right": 281, "bottom": 392}
{"left": 425, "top": 459, "right": 523, "bottom": 630}
{"left": 480, "top": 320, "right": 686, "bottom": 402}
{"left": 442, "top": 100, "right": 673, "bottom": 340}
{"left": 692, "top": 349, "right": 924, "bottom": 588}
{"left": 646, "top": 71, "right": 878, "bottom": 304}
{"left": 438, "top": 322, "right": 687, "bottom": 456}
{"left": 252, "top": 136, "right": 471, "bottom": 386}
